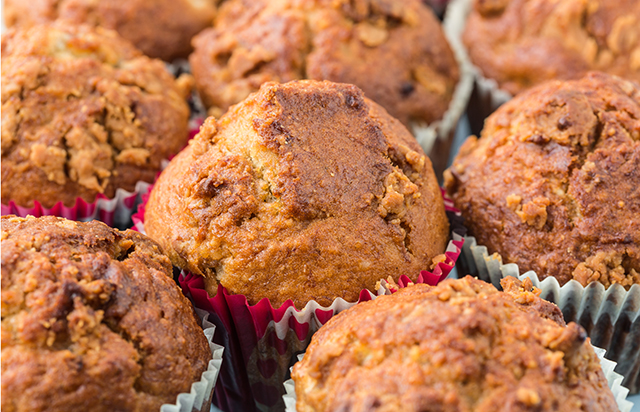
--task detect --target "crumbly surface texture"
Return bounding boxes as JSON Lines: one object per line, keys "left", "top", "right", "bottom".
{"left": 189, "top": 0, "right": 459, "bottom": 126}
{"left": 445, "top": 72, "right": 640, "bottom": 288}
{"left": 1, "top": 24, "right": 192, "bottom": 208}
{"left": 292, "top": 276, "right": 619, "bottom": 412}
{"left": 3, "top": 0, "right": 218, "bottom": 61}
{"left": 463, "top": 0, "right": 640, "bottom": 95}
{"left": 145, "top": 80, "right": 449, "bottom": 308}
{"left": 1, "top": 215, "right": 212, "bottom": 412}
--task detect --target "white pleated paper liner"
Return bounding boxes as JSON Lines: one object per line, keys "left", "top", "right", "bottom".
{"left": 410, "top": 8, "right": 474, "bottom": 179}
{"left": 443, "top": 0, "right": 513, "bottom": 135}
{"left": 161, "top": 308, "right": 224, "bottom": 412}
{"left": 460, "top": 235, "right": 640, "bottom": 394}
{"left": 282, "top": 347, "right": 634, "bottom": 412}
{"left": 283, "top": 354, "right": 304, "bottom": 412}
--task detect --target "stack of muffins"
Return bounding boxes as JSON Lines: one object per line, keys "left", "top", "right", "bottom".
{"left": 1, "top": 0, "right": 638, "bottom": 411}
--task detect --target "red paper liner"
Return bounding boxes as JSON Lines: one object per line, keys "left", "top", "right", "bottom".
{"left": 177, "top": 200, "right": 463, "bottom": 411}
{"left": 180, "top": 261, "right": 463, "bottom": 412}
{"left": 1, "top": 182, "right": 150, "bottom": 229}
{"left": 131, "top": 184, "right": 153, "bottom": 233}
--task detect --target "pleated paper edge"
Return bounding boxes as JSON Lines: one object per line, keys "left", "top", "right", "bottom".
{"left": 442, "top": 0, "right": 513, "bottom": 114}
{"left": 160, "top": 308, "right": 224, "bottom": 412}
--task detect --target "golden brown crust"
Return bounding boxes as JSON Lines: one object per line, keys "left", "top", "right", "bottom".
{"left": 1, "top": 23, "right": 192, "bottom": 208}
{"left": 145, "top": 80, "right": 449, "bottom": 308}
{"left": 189, "top": 0, "right": 459, "bottom": 126}
{"left": 292, "top": 276, "right": 618, "bottom": 412}
{"left": 1, "top": 215, "right": 212, "bottom": 412}
{"left": 463, "top": 0, "right": 640, "bottom": 95}
{"left": 445, "top": 72, "right": 640, "bottom": 288}
{"left": 3, "top": 0, "right": 218, "bottom": 61}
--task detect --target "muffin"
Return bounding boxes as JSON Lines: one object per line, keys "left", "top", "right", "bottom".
{"left": 445, "top": 72, "right": 640, "bottom": 289}
{"left": 291, "top": 276, "right": 619, "bottom": 412}
{"left": 3, "top": 0, "right": 218, "bottom": 61}
{"left": 1, "top": 23, "right": 192, "bottom": 209}
{"left": 144, "top": 80, "right": 449, "bottom": 308}
{"left": 189, "top": 0, "right": 460, "bottom": 127}
{"left": 462, "top": 0, "right": 640, "bottom": 96}
{"left": 1, "top": 215, "right": 212, "bottom": 412}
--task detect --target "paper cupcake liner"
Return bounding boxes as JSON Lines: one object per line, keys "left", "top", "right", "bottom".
{"left": 162, "top": 307, "right": 224, "bottom": 412}
{"left": 443, "top": 0, "right": 513, "bottom": 136}
{"left": 411, "top": 13, "right": 474, "bottom": 179}
{"left": 180, "top": 226, "right": 463, "bottom": 412}
{"left": 1, "top": 180, "right": 152, "bottom": 230}
{"left": 460, "top": 235, "right": 640, "bottom": 394}
{"left": 282, "top": 345, "right": 634, "bottom": 412}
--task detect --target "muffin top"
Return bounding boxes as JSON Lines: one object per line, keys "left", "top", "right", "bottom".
{"left": 292, "top": 276, "right": 618, "bottom": 412}
{"left": 445, "top": 72, "right": 640, "bottom": 288}
{"left": 189, "top": 0, "right": 459, "bottom": 126}
{"left": 1, "top": 215, "right": 212, "bottom": 412}
{"left": 144, "top": 80, "right": 449, "bottom": 308}
{"left": 463, "top": 0, "right": 640, "bottom": 95}
{"left": 3, "top": 0, "right": 218, "bottom": 61}
{"left": 1, "top": 23, "right": 192, "bottom": 208}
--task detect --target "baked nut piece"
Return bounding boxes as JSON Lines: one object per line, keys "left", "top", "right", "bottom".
{"left": 145, "top": 80, "right": 449, "bottom": 308}
{"left": 3, "top": 0, "right": 218, "bottom": 61}
{"left": 292, "top": 276, "right": 619, "bottom": 412}
{"left": 1, "top": 215, "right": 212, "bottom": 412}
{"left": 190, "top": 0, "right": 459, "bottom": 126}
{"left": 1, "top": 23, "right": 192, "bottom": 208}
{"left": 463, "top": 0, "right": 640, "bottom": 95}
{"left": 445, "top": 72, "right": 640, "bottom": 288}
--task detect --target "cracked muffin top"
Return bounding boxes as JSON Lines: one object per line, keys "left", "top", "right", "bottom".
{"left": 292, "top": 276, "right": 618, "bottom": 412}
{"left": 445, "top": 72, "right": 640, "bottom": 289}
{"left": 1, "top": 23, "right": 192, "bottom": 208}
{"left": 463, "top": 0, "right": 640, "bottom": 95}
{"left": 189, "top": 0, "right": 459, "bottom": 126}
{"left": 1, "top": 215, "right": 212, "bottom": 412}
{"left": 3, "top": 0, "right": 218, "bottom": 61}
{"left": 144, "top": 80, "right": 449, "bottom": 308}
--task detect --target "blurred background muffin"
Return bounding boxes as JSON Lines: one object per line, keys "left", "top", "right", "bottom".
{"left": 292, "top": 276, "right": 619, "bottom": 412}
{"left": 3, "top": 0, "right": 218, "bottom": 61}
{"left": 1, "top": 23, "right": 192, "bottom": 209}
{"left": 451, "top": 0, "right": 640, "bottom": 135}
{"left": 144, "top": 80, "right": 449, "bottom": 308}
{"left": 1, "top": 215, "right": 212, "bottom": 412}
{"left": 445, "top": 72, "right": 640, "bottom": 289}
{"left": 463, "top": 0, "right": 640, "bottom": 96}
{"left": 190, "top": 0, "right": 459, "bottom": 128}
